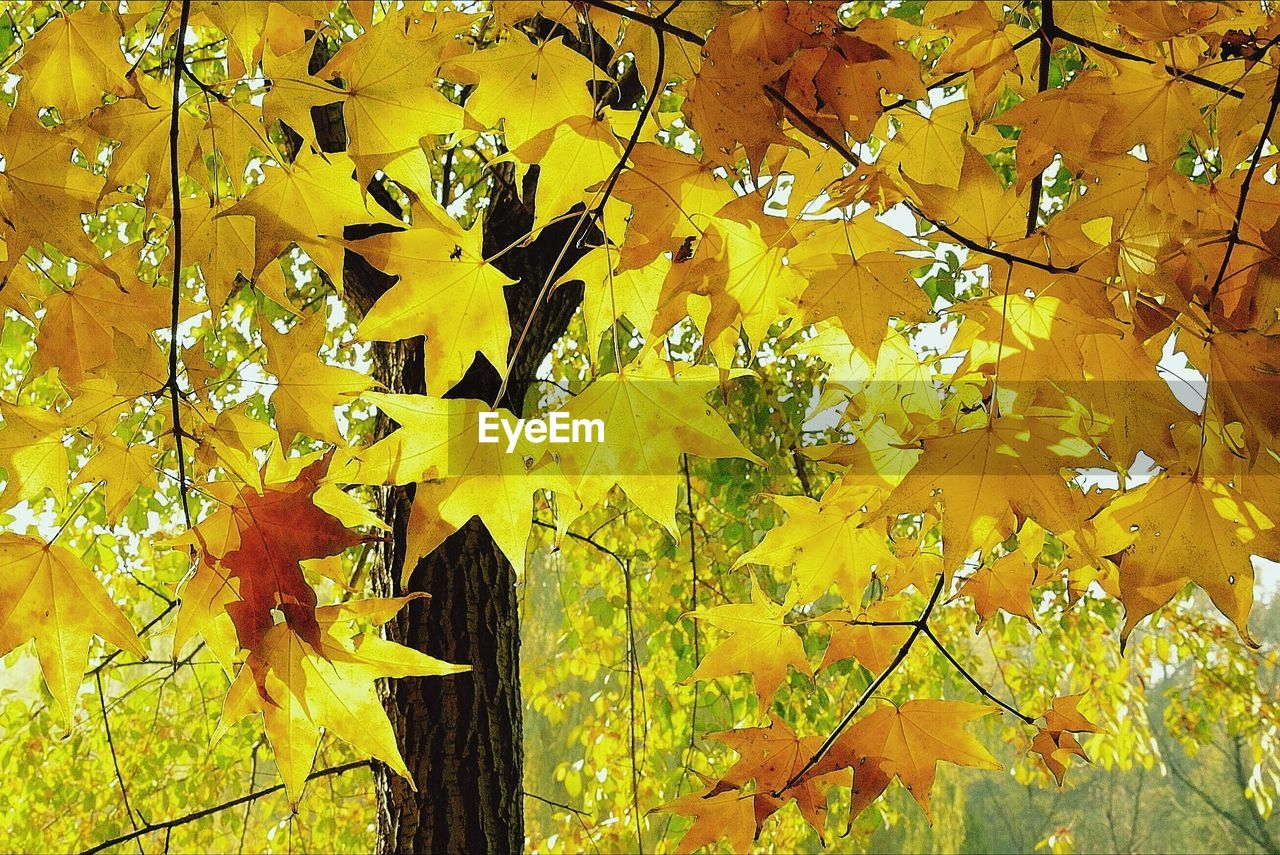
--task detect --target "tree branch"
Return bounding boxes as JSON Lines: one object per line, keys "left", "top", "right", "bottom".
{"left": 920, "top": 625, "right": 1035, "bottom": 724}
{"left": 496, "top": 29, "right": 667, "bottom": 404}
{"left": 1025, "top": 0, "right": 1054, "bottom": 237}
{"left": 762, "top": 84, "right": 1079, "bottom": 274}
{"left": 781, "top": 573, "right": 947, "bottom": 792}
{"left": 96, "top": 673, "right": 143, "bottom": 854}
{"left": 1207, "top": 65, "right": 1280, "bottom": 310}
{"left": 1166, "top": 751, "right": 1270, "bottom": 852}
{"left": 166, "top": 0, "right": 194, "bottom": 528}
{"left": 1049, "top": 24, "right": 1247, "bottom": 99}
{"left": 80, "top": 761, "right": 373, "bottom": 854}
{"left": 577, "top": 0, "right": 706, "bottom": 46}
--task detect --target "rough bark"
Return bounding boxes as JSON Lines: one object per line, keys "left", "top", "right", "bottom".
{"left": 343, "top": 164, "right": 588, "bottom": 853}
{"left": 332, "top": 18, "right": 630, "bottom": 852}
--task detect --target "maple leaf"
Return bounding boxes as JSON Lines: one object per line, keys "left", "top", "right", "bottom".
{"left": 183, "top": 197, "right": 260, "bottom": 310}
{"left": 318, "top": 11, "right": 466, "bottom": 173}
{"left": 653, "top": 213, "right": 807, "bottom": 350}
{"left": 262, "top": 311, "right": 372, "bottom": 446}
{"left": 557, "top": 357, "right": 763, "bottom": 535}
{"left": 1088, "top": 473, "right": 1277, "bottom": 646}
{"left": 789, "top": 20, "right": 926, "bottom": 143}
{"left": 75, "top": 437, "right": 159, "bottom": 523}
{"left": 810, "top": 700, "right": 1002, "bottom": 818}
{"left": 0, "top": 533, "right": 144, "bottom": 722}
{"left": 790, "top": 213, "right": 932, "bottom": 357}
{"left": 173, "top": 455, "right": 362, "bottom": 650}
{"left": 554, "top": 246, "right": 666, "bottom": 353}
{"left": 84, "top": 76, "right": 202, "bottom": 208}
{"left": 871, "top": 415, "right": 1099, "bottom": 569}
{"left": 446, "top": 32, "right": 604, "bottom": 158}
{"left": 260, "top": 39, "right": 343, "bottom": 147}
{"left": 15, "top": 9, "right": 129, "bottom": 119}
{"left": 908, "top": 146, "right": 1030, "bottom": 246}
{"left": 706, "top": 715, "right": 837, "bottom": 841}
{"left": 885, "top": 100, "right": 990, "bottom": 191}
{"left": 0, "top": 112, "right": 107, "bottom": 283}
{"left": 331, "top": 393, "right": 574, "bottom": 574}
{"left": 33, "top": 267, "right": 173, "bottom": 389}
{"left": 997, "top": 89, "right": 1106, "bottom": 191}
{"left": 216, "top": 595, "right": 467, "bottom": 804}
{"left": 660, "top": 776, "right": 756, "bottom": 855}
{"left": 690, "top": 574, "right": 811, "bottom": 707}
{"left": 959, "top": 549, "right": 1039, "bottom": 629}
{"left": 352, "top": 214, "right": 516, "bottom": 394}
{"left": 0, "top": 402, "right": 68, "bottom": 510}
{"left": 682, "top": 24, "right": 790, "bottom": 166}
{"left": 524, "top": 113, "right": 623, "bottom": 230}
{"left": 819, "top": 599, "right": 913, "bottom": 674}
{"left": 1040, "top": 693, "right": 1101, "bottom": 735}
{"left": 610, "top": 141, "right": 735, "bottom": 269}
{"left": 1030, "top": 728, "right": 1089, "bottom": 788}
{"left": 1082, "top": 64, "right": 1205, "bottom": 162}
{"left": 1201, "top": 329, "right": 1280, "bottom": 454}
{"left": 219, "top": 151, "right": 396, "bottom": 282}
{"left": 954, "top": 292, "right": 1119, "bottom": 388}
{"left": 735, "top": 483, "right": 895, "bottom": 604}
{"left": 1031, "top": 693, "right": 1100, "bottom": 786}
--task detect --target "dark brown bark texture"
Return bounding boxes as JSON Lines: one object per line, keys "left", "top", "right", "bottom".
{"left": 343, "top": 169, "right": 587, "bottom": 854}
{"left": 331, "top": 17, "right": 635, "bottom": 854}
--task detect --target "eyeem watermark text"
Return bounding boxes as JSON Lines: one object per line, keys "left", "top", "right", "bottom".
{"left": 477, "top": 411, "right": 605, "bottom": 453}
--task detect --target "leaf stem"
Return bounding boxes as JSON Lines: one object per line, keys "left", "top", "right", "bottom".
{"left": 920, "top": 624, "right": 1036, "bottom": 724}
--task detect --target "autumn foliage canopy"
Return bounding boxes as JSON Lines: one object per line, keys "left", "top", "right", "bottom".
{"left": 2, "top": 0, "right": 1280, "bottom": 852}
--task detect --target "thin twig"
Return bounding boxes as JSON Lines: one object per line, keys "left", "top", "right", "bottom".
{"left": 1025, "top": 0, "right": 1054, "bottom": 237}
{"left": 1207, "top": 65, "right": 1280, "bottom": 309}
{"left": 921, "top": 626, "right": 1035, "bottom": 723}
{"left": 96, "top": 673, "right": 143, "bottom": 854}
{"left": 495, "top": 29, "right": 667, "bottom": 405}
{"left": 524, "top": 791, "right": 601, "bottom": 854}
{"left": 623, "top": 554, "right": 644, "bottom": 854}
{"left": 1050, "top": 24, "right": 1248, "bottom": 99}
{"left": 781, "top": 573, "right": 947, "bottom": 792}
{"left": 577, "top": 0, "right": 706, "bottom": 46}
{"left": 81, "top": 761, "right": 373, "bottom": 854}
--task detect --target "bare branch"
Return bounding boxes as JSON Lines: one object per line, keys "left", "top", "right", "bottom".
{"left": 781, "top": 573, "right": 948, "bottom": 792}
{"left": 80, "top": 761, "right": 373, "bottom": 855}
{"left": 577, "top": 0, "right": 707, "bottom": 46}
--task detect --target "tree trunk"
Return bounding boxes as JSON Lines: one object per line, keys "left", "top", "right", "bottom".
{"left": 345, "top": 163, "right": 588, "bottom": 853}
{"left": 333, "top": 17, "right": 628, "bottom": 849}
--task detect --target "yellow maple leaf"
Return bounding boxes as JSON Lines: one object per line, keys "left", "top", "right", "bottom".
{"left": 216, "top": 596, "right": 467, "bottom": 804}
{"left": 15, "top": 9, "right": 129, "bottom": 119}
{"left": 0, "top": 533, "right": 144, "bottom": 723}
{"left": 1089, "top": 473, "right": 1277, "bottom": 646}
{"left": 557, "top": 357, "right": 763, "bottom": 535}
{"left": 263, "top": 311, "right": 372, "bottom": 446}
{"left": 318, "top": 12, "right": 465, "bottom": 169}
{"left": 690, "top": 574, "right": 811, "bottom": 707}
{"left": 871, "top": 415, "right": 1098, "bottom": 569}
{"left": 446, "top": 32, "right": 603, "bottom": 158}
{"left": 836, "top": 699, "right": 1001, "bottom": 818}
{"left": 353, "top": 215, "right": 516, "bottom": 394}
{"left": 220, "top": 151, "right": 396, "bottom": 282}
{"left": 331, "top": 393, "right": 573, "bottom": 573}
{"left": 735, "top": 483, "right": 896, "bottom": 604}
{"left": 0, "top": 402, "right": 69, "bottom": 510}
